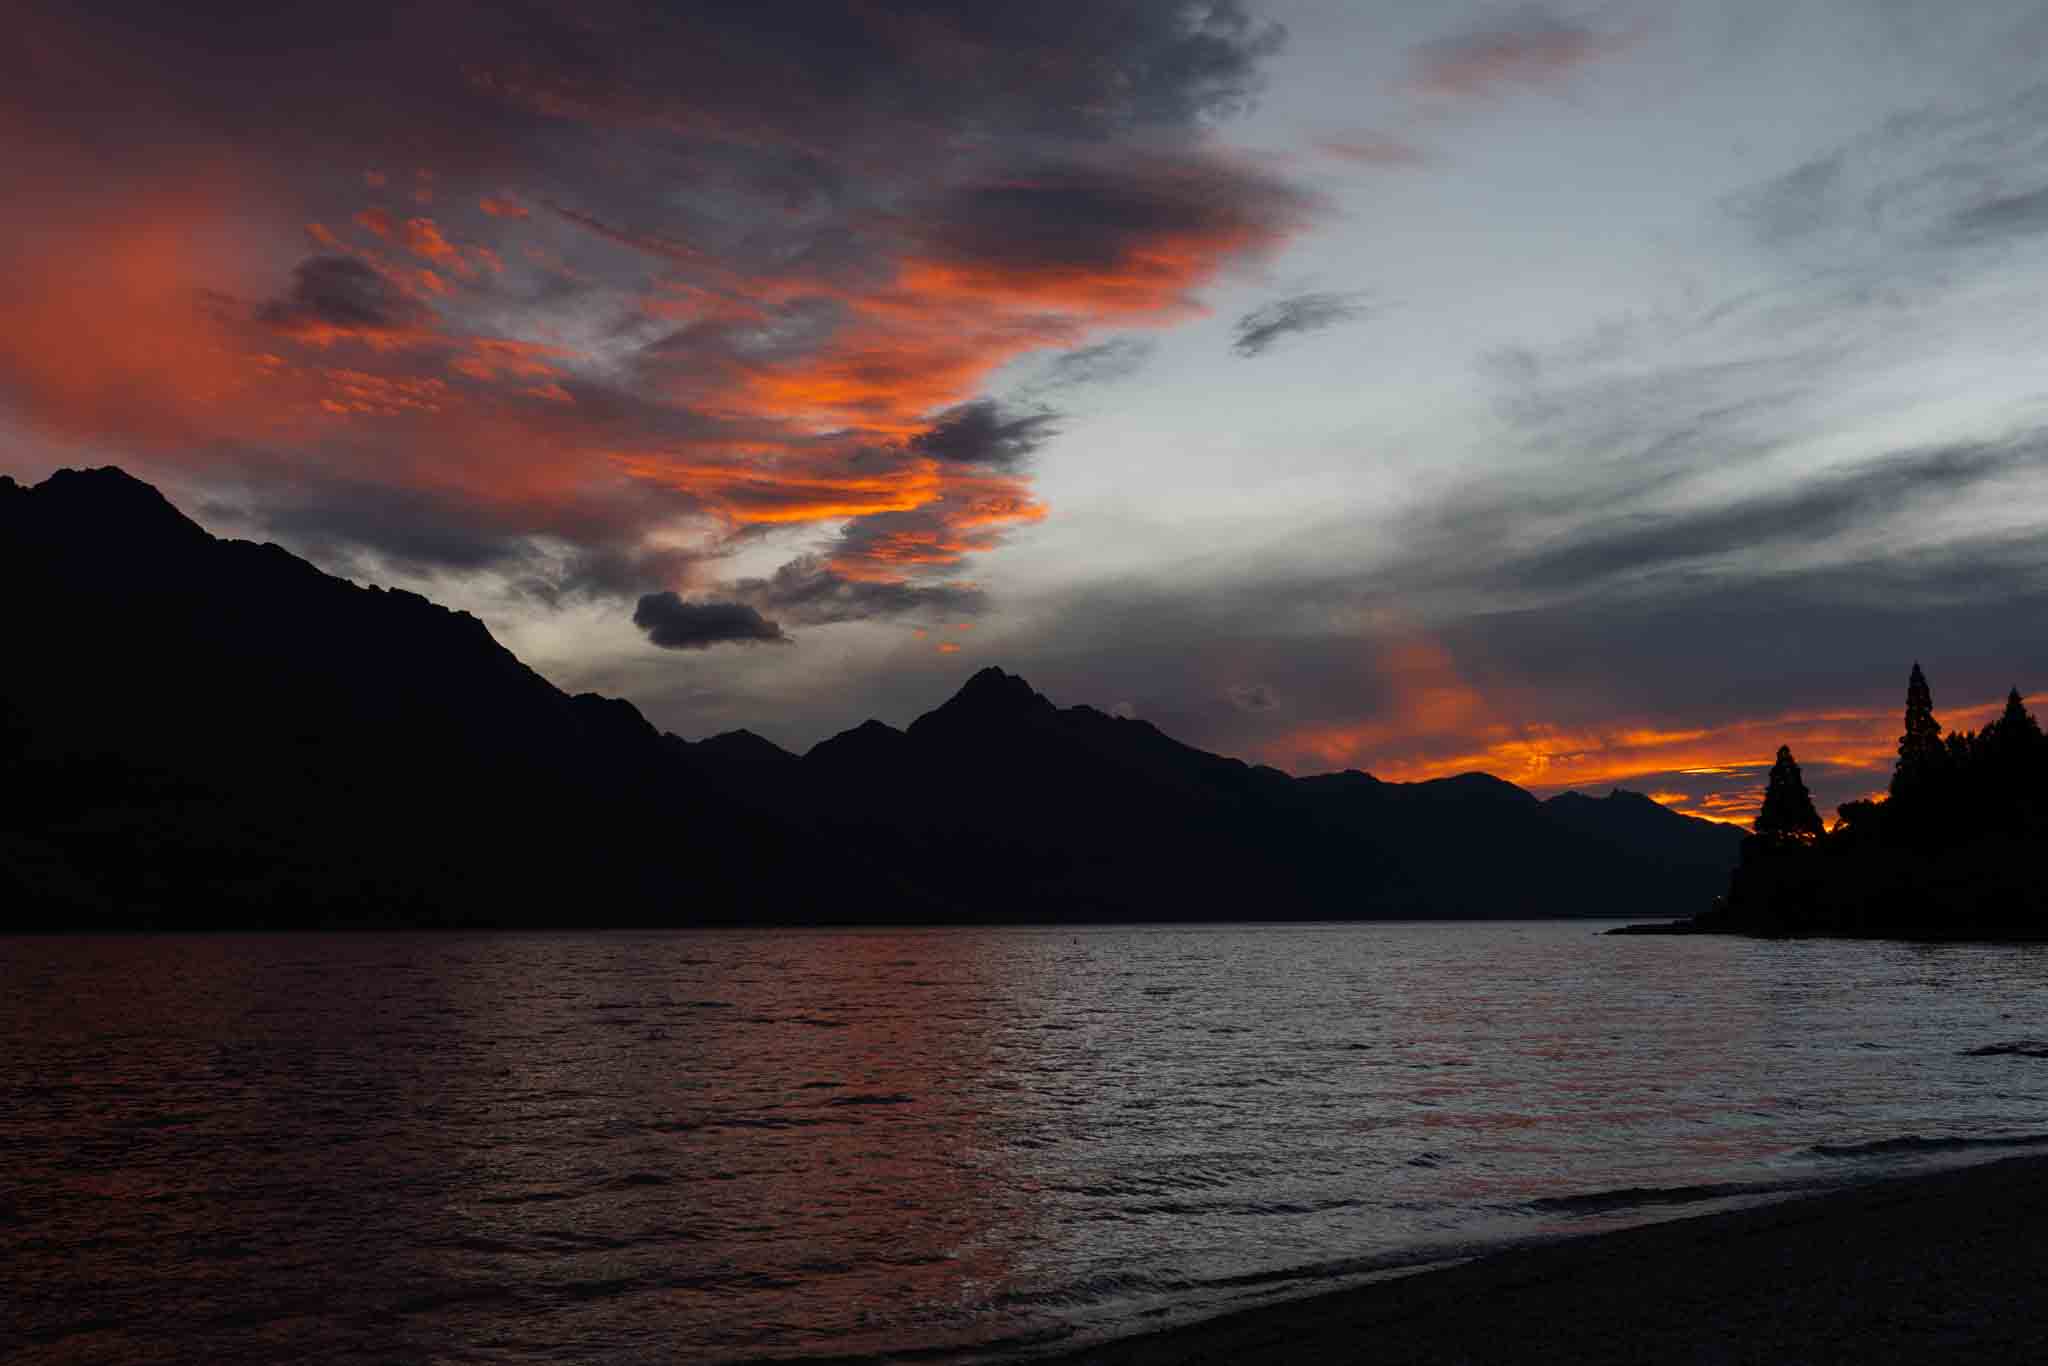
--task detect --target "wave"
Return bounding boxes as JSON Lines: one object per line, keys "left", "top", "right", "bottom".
{"left": 1807, "top": 1132, "right": 2048, "bottom": 1159}
{"left": 1111, "top": 1195, "right": 1371, "bottom": 1220}
{"left": 1962, "top": 1041, "right": 2048, "bottom": 1059}
{"left": 1525, "top": 1180, "right": 1785, "bottom": 1217}
{"left": 988, "top": 1239, "right": 1500, "bottom": 1315}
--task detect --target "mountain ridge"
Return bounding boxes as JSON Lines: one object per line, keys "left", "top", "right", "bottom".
{"left": 2, "top": 467, "right": 1740, "bottom": 928}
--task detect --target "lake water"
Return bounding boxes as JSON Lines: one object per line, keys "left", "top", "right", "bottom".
{"left": 6, "top": 923, "right": 2048, "bottom": 1363}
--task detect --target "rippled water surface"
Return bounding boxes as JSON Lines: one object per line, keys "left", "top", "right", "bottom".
{"left": 7, "top": 924, "right": 2048, "bottom": 1363}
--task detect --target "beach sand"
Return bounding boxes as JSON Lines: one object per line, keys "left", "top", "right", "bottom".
{"left": 1057, "top": 1154, "right": 2048, "bottom": 1364}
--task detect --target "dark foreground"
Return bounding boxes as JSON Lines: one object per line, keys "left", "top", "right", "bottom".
{"left": 1056, "top": 1154, "right": 2048, "bottom": 1364}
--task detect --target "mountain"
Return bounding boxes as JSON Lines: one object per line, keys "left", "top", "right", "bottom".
{"left": 0, "top": 467, "right": 875, "bottom": 927}
{"left": 786, "top": 670, "right": 1741, "bottom": 922}
{"left": 1, "top": 468, "right": 1741, "bottom": 928}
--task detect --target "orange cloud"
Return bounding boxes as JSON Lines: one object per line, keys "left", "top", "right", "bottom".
{"left": 1413, "top": 16, "right": 1637, "bottom": 99}
{"left": 317, "top": 369, "right": 450, "bottom": 417}
{"left": 1315, "top": 133, "right": 1427, "bottom": 167}
{"left": 0, "top": 0, "right": 1315, "bottom": 640}
{"left": 400, "top": 217, "right": 467, "bottom": 272}
{"left": 449, "top": 337, "right": 568, "bottom": 382}
{"left": 609, "top": 451, "right": 946, "bottom": 526}
{"left": 0, "top": 182, "right": 267, "bottom": 446}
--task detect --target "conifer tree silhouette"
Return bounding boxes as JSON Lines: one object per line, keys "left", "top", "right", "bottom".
{"left": 1979, "top": 688, "right": 2043, "bottom": 831}
{"left": 1987, "top": 688, "right": 2042, "bottom": 751}
{"left": 1890, "top": 662, "right": 1945, "bottom": 801}
{"left": 1756, "top": 744, "right": 1824, "bottom": 842}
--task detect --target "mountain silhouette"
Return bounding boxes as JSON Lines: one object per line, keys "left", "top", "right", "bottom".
{"left": 789, "top": 666, "right": 1740, "bottom": 923}
{"left": 2, "top": 468, "right": 1740, "bottom": 928}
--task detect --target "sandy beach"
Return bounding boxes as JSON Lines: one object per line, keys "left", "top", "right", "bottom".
{"left": 1058, "top": 1154, "right": 2048, "bottom": 1364}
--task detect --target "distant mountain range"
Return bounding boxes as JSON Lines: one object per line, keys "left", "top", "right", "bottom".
{"left": 1, "top": 467, "right": 1741, "bottom": 928}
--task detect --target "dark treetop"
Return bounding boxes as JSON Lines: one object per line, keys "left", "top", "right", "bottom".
{"left": 2, "top": 467, "right": 1739, "bottom": 929}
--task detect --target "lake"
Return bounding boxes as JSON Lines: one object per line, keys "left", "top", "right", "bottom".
{"left": 6, "top": 923, "right": 2048, "bottom": 1362}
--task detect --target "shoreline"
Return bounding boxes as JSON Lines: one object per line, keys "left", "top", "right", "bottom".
{"left": 1607, "top": 918, "right": 2048, "bottom": 942}
{"left": 1048, "top": 1153, "right": 2048, "bottom": 1364}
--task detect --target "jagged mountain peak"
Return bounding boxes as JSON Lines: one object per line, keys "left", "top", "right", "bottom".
{"left": 910, "top": 666, "right": 1058, "bottom": 735}
{"left": 15, "top": 465, "right": 209, "bottom": 546}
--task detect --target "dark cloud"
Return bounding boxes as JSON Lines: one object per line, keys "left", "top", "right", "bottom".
{"left": 473, "top": 2, "right": 1285, "bottom": 148}
{"left": 256, "top": 257, "right": 433, "bottom": 344}
{"left": 257, "top": 487, "right": 533, "bottom": 577}
{"left": 1491, "top": 439, "right": 2041, "bottom": 597}
{"left": 919, "top": 156, "right": 1309, "bottom": 281}
{"left": 737, "top": 554, "right": 985, "bottom": 626}
{"left": 910, "top": 402, "right": 1058, "bottom": 469}
{"left": 1232, "top": 291, "right": 1371, "bottom": 357}
{"left": 1949, "top": 184, "right": 2048, "bottom": 243}
{"left": 1443, "top": 536, "right": 2048, "bottom": 715}
{"left": 633, "top": 592, "right": 788, "bottom": 650}
{"left": 208, "top": 460, "right": 721, "bottom": 599}
{"left": 12, "top": 2, "right": 1282, "bottom": 173}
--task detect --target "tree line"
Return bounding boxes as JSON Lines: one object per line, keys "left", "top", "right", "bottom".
{"left": 1715, "top": 663, "right": 2046, "bottom": 935}
{"left": 1758, "top": 663, "right": 2046, "bottom": 848}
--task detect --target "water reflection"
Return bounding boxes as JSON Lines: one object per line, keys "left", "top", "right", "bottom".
{"left": 4, "top": 926, "right": 2048, "bottom": 1363}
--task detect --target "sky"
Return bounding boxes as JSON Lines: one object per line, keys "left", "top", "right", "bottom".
{"left": 10, "top": 0, "right": 2048, "bottom": 825}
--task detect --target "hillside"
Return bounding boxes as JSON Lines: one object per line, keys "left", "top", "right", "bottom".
{"left": 1, "top": 468, "right": 1739, "bottom": 927}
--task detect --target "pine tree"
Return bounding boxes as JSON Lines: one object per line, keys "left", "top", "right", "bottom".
{"left": 1980, "top": 688, "right": 2043, "bottom": 831}
{"left": 1756, "top": 744, "right": 1824, "bottom": 843}
{"left": 1986, "top": 688, "right": 2042, "bottom": 752}
{"left": 1890, "top": 661, "right": 1945, "bottom": 801}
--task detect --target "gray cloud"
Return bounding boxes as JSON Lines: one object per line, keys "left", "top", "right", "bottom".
{"left": 1727, "top": 154, "right": 1846, "bottom": 245}
{"left": 920, "top": 155, "right": 1311, "bottom": 282}
{"left": 736, "top": 554, "right": 985, "bottom": 626}
{"left": 1489, "top": 438, "right": 2044, "bottom": 599}
{"left": 215, "top": 461, "right": 720, "bottom": 600}
{"left": 1030, "top": 336, "right": 1158, "bottom": 391}
{"left": 1723, "top": 86, "right": 2048, "bottom": 258}
{"left": 1232, "top": 291, "right": 1371, "bottom": 357}
{"left": 910, "top": 401, "right": 1058, "bottom": 469}
{"left": 226, "top": 476, "right": 542, "bottom": 579}
{"left": 633, "top": 593, "right": 788, "bottom": 650}
{"left": 257, "top": 257, "right": 432, "bottom": 343}
{"left": 1226, "top": 682, "right": 1279, "bottom": 712}
{"left": 1949, "top": 183, "right": 2048, "bottom": 243}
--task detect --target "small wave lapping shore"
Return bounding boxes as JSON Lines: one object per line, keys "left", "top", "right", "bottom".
{"left": 1054, "top": 1154, "right": 2048, "bottom": 1364}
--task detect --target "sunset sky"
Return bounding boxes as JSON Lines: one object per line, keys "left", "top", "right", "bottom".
{"left": 11, "top": 0, "right": 2048, "bottom": 824}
